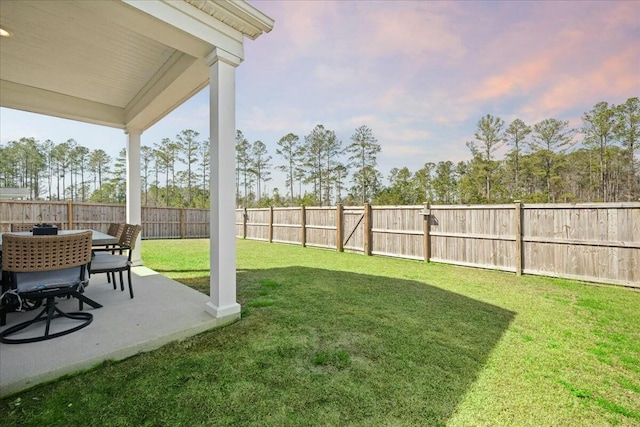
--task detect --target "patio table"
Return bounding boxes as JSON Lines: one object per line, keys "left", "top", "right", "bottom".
{"left": 0, "top": 229, "right": 118, "bottom": 295}
{"left": 0, "top": 229, "right": 119, "bottom": 295}
{"left": 0, "top": 229, "right": 118, "bottom": 327}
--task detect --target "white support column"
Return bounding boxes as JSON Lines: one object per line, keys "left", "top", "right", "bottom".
{"left": 205, "top": 48, "right": 242, "bottom": 320}
{"left": 126, "top": 128, "right": 143, "bottom": 266}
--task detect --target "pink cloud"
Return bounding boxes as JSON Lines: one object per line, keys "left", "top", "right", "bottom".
{"left": 532, "top": 43, "right": 639, "bottom": 114}
{"left": 245, "top": 0, "right": 638, "bottom": 144}
{"left": 358, "top": 2, "right": 467, "bottom": 62}
{"left": 252, "top": 1, "right": 466, "bottom": 67}
{"left": 458, "top": 1, "right": 638, "bottom": 121}
{"left": 469, "top": 56, "right": 553, "bottom": 102}
{"left": 256, "top": 1, "right": 337, "bottom": 50}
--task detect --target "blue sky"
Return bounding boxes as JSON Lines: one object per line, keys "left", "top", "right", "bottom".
{"left": 1, "top": 0, "right": 638, "bottom": 193}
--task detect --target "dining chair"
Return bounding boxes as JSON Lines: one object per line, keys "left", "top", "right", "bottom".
{"left": 90, "top": 224, "right": 141, "bottom": 299}
{"left": 106, "top": 223, "right": 125, "bottom": 241}
{"left": 0, "top": 231, "right": 102, "bottom": 344}
{"left": 97, "top": 223, "right": 125, "bottom": 288}
{"left": 1, "top": 232, "right": 43, "bottom": 326}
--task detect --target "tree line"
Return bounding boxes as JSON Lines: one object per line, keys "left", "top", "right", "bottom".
{"left": 235, "top": 97, "right": 639, "bottom": 205}
{"left": 0, "top": 130, "right": 211, "bottom": 207}
{"left": 236, "top": 124, "right": 381, "bottom": 207}
{"left": 1, "top": 97, "right": 637, "bottom": 206}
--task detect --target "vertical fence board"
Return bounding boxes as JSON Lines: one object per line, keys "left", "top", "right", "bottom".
{"left": 235, "top": 209, "right": 244, "bottom": 238}
{"left": 272, "top": 207, "right": 302, "bottom": 244}
{"left": 245, "top": 208, "right": 270, "bottom": 241}
{"left": 521, "top": 204, "right": 640, "bottom": 286}
{"left": 371, "top": 206, "right": 423, "bottom": 259}
{"left": 306, "top": 207, "right": 336, "bottom": 249}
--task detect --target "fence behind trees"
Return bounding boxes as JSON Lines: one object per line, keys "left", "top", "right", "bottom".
{"left": 1, "top": 200, "right": 638, "bottom": 288}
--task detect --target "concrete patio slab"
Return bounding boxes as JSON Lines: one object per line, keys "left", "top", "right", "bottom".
{"left": 0, "top": 267, "right": 236, "bottom": 397}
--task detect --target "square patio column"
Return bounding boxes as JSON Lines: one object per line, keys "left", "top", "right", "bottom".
{"left": 126, "top": 128, "right": 143, "bottom": 265}
{"left": 205, "top": 48, "right": 242, "bottom": 320}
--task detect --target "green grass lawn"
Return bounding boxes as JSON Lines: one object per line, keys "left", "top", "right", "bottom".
{"left": 2, "top": 239, "right": 639, "bottom": 426}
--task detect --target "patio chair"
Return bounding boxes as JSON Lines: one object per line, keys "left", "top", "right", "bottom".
{"left": 1, "top": 239, "right": 43, "bottom": 327}
{"left": 97, "top": 223, "right": 125, "bottom": 288}
{"left": 0, "top": 268, "right": 43, "bottom": 327}
{"left": 107, "top": 222, "right": 125, "bottom": 240}
{"left": 90, "top": 224, "right": 141, "bottom": 299}
{"left": 0, "top": 231, "right": 102, "bottom": 344}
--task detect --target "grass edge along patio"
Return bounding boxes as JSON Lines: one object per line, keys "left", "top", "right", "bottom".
{"left": 2, "top": 239, "right": 639, "bottom": 426}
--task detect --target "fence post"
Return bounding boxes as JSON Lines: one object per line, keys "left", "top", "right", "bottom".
{"left": 180, "top": 208, "right": 186, "bottom": 239}
{"left": 336, "top": 203, "right": 344, "bottom": 252}
{"left": 514, "top": 201, "right": 523, "bottom": 276}
{"left": 363, "top": 203, "right": 372, "bottom": 256}
{"left": 243, "top": 207, "right": 248, "bottom": 239}
{"left": 423, "top": 202, "right": 431, "bottom": 262}
{"left": 300, "top": 205, "right": 306, "bottom": 247}
{"left": 67, "top": 200, "right": 73, "bottom": 230}
{"left": 268, "top": 206, "right": 274, "bottom": 243}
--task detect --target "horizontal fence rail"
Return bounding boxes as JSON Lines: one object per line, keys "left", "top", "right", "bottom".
{"left": 1, "top": 200, "right": 638, "bottom": 287}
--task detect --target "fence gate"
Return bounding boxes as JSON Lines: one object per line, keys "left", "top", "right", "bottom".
{"left": 342, "top": 207, "right": 365, "bottom": 253}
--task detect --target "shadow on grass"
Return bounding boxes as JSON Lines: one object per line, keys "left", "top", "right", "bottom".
{"left": 0, "top": 266, "right": 515, "bottom": 426}
{"left": 160, "top": 266, "right": 515, "bottom": 424}
{"left": 228, "top": 266, "right": 516, "bottom": 425}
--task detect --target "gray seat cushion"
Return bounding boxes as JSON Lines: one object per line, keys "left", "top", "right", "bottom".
{"left": 15, "top": 267, "right": 84, "bottom": 292}
{"left": 91, "top": 253, "right": 129, "bottom": 270}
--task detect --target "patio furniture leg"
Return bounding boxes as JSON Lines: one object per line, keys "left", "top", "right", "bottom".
{"left": 119, "top": 271, "right": 125, "bottom": 291}
{"left": 44, "top": 300, "right": 56, "bottom": 336}
{"left": 74, "top": 291, "right": 102, "bottom": 310}
{"left": 0, "top": 297, "right": 93, "bottom": 344}
{"left": 127, "top": 269, "right": 134, "bottom": 299}
{"left": 1, "top": 272, "right": 8, "bottom": 326}
{"left": 1, "top": 290, "right": 8, "bottom": 326}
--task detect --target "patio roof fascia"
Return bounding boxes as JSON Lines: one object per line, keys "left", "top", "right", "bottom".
{"left": 183, "top": 0, "right": 275, "bottom": 40}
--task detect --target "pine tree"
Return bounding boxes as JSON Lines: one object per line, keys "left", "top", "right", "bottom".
{"left": 346, "top": 125, "right": 381, "bottom": 203}
{"left": 530, "top": 118, "right": 575, "bottom": 202}
{"left": 275, "top": 133, "right": 303, "bottom": 203}
{"left": 504, "top": 118, "right": 531, "bottom": 198}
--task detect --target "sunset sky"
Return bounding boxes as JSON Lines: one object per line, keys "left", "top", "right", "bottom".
{"left": 1, "top": 0, "right": 638, "bottom": 191}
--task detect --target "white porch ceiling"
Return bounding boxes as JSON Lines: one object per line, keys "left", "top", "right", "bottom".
{"left": 0, "top": 0, "right": 273, "bottom": 131}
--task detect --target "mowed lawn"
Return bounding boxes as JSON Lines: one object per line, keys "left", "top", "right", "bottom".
{"left": 2, "top": 239, "right": 639, "bottom": 426}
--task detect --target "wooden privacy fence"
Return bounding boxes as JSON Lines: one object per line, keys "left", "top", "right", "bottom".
{"left": 237, "top": 203, "right": 640, "bottom": 288}
{"left": 0, "top": 200, "right": 209, "bottom": 239}
{"left": 1, "top": 200, "right": 638, "bottom": 287}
